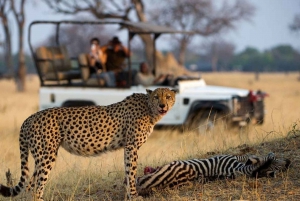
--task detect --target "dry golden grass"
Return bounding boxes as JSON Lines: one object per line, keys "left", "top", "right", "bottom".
{"left": 0, "top": 72, "right": 299, "bottom": 201}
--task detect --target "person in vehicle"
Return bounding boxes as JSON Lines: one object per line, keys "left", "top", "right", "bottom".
{"left": 101, "top": 36, "right": 130, "bottom": 72}
{"left": 135, "top": 62, "right": 171, "bottom": 86}
{"left": 88, "top": 37, "right": 106, "bottom": 74}
{"left": 88, "top": 37, "right": 117, "bottom": 87}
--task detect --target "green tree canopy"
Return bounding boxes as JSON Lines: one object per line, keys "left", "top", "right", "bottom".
{"left": 230, "top": 45, "right": 300, "bottom": 72}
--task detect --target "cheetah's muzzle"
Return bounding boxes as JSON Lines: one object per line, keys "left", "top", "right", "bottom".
{"left": 158, "top": 109, "right": 168, "bottom": 115}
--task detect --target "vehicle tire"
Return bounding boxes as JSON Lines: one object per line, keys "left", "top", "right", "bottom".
{"left": 254, "top": 100, "right": 264, "bottom": 125}
{"left": 186, "top": 110, "right": 226, "bottom": 134}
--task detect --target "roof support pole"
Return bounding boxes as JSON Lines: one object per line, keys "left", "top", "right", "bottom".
{"left": 55, "top": 23, "right": 61, "bottom": 46}
{"left": 153, "top": 33, "right": 161, "bottom": 76}
{"left": 127, "top": 32, "right": 135, "bottom": 86}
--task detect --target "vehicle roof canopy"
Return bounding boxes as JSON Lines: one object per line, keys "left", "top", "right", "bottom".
{"left": 29, "top": 19, "right": 192, "bottom": 35}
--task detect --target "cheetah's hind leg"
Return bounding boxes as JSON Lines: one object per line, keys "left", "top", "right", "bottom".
{"left": 29, "top": 147, "right": 59, "bottom": 200}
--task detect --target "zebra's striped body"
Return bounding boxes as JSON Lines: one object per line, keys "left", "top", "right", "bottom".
{"left": 137, "top": 153, "right": 275, "bottom": 192}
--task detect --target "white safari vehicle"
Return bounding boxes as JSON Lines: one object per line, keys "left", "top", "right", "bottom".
{"left": 28, "top": 20, "right": 266, "bottom": 133}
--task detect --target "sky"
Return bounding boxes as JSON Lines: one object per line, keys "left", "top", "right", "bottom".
{"left": 226, "top": 0, "right": 300, "bottom": 52}
{"left": 1, "top": 0, "right": 300, "bottom": 54}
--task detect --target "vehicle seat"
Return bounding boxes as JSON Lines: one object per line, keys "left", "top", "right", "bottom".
{"left": 78, "top": 53, "right": 105, "bottom": 86}
{"left": 35, "top": 46, "right": 81, "bottom": 84}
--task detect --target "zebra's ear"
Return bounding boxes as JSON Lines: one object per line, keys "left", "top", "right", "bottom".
{"left": 246, "top": 157, "right": 259, "bottom": 165}
{"left": 267, "top": 171, "right": 276, "bottom": 178}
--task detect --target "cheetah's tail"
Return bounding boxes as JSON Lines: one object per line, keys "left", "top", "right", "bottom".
{"left": 0, "top": 131, "right": 29, "bottom": 197}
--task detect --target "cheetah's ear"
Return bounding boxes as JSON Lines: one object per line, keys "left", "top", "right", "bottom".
{"left": 146, "top": 89, "right": 153, "bottom": 95}
{"left": 171, "top": 89, "right": 178, "bottom": 94}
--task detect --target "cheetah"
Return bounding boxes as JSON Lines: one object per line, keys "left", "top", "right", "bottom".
{"left": 0, "top": 88, "right": 177, "bottom": 200}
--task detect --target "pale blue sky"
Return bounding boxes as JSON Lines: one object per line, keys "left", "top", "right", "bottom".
{"left": 226, "top": 0, "right": 300, "bottom": 52}
{"left": 2, "top": 0, "right": 300, "bottom": 54}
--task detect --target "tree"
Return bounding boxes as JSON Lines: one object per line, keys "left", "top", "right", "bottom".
{"left": 230, "top": 47, "right": 262, "bottom": 72}
{"left": 43, "top": 0, "right": 255, "bottom": 70}
{"left": 130, "top": 0, "right": 155, "bottom": 70}
{"left": 43, "top": 0, "right": 155, "bottom": 70}
{"left": 43, "top": 0, "right": 255, "bottom": 71}
{"left": 11, "top": 0, "right": 26, "bottom": 91}
{"left": 230, "top": 45, "right": 300, "bottom": 73}
{"left": 201, "top": 37, "right": 235, "bottom": 71}
{"left": 0, "top": 0, "right": 27, "bottom": 88}
{"left": 269, "top": 45, "right": 300, "bottom": 72}
{"left": 0, "top": 0, "right": 13, "bottom": 77}
{"left": 290, "top": 13, "right": 300, "bottom": 33}
{"left": 149, "top": 0, "right": 255, "bottom": 65}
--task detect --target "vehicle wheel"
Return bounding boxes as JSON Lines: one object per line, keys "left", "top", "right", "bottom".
{"left": 254, "top": 101, "right": 264, "bottom": 125}
{"left": 186, "top": 110, "right": 226, "bottom": 134}
{"left": 253, "top": 116, "right": 264, "bottom": 125}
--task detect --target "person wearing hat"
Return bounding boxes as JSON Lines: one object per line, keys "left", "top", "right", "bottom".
{"left": 102, "top": 36, "right": 130, "bottom": 72}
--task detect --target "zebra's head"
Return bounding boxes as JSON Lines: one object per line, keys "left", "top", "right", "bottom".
{"left": 255, "top": 157, "right": 291, "bottom": 178}
{"left": 246, "top": 152, "right": 291, "bottom": 178}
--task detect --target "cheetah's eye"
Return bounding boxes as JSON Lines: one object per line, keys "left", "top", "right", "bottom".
{"left": 154, "top": 95, "right": 158, "bottom": 99}
{"left": 166, "top": 95, "right": 171, "bottom": 99}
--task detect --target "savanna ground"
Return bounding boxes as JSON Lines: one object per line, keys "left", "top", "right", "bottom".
{"left": 0, "top": 72, "right": 299, "bottom": 201}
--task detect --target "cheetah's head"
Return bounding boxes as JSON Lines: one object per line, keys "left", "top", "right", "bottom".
{"left": 146, "top": 88, "right": 177, "bottom": 116}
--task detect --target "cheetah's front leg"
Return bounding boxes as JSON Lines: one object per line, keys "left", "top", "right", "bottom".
{"left": 124, "top": 145, "right": 139, "bottom": 199}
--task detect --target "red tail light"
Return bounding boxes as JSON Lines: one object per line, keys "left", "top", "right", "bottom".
{"left": 248, "top": 90, "right": 268, "bottom": 102}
